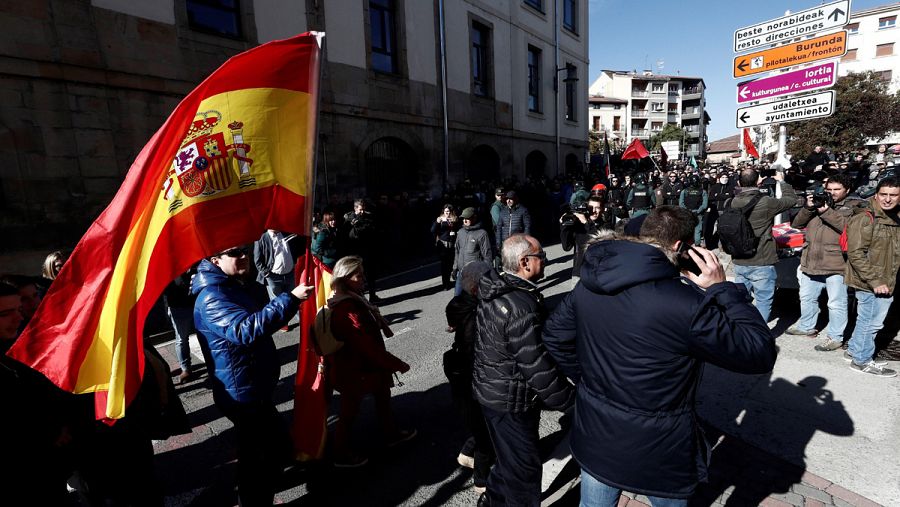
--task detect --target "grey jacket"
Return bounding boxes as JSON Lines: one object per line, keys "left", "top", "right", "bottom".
{"left": 730, "top": 184, "right": 799, "bottom": 266}
{"left": 453, "top": 222, "right": 493, "bottom": 272}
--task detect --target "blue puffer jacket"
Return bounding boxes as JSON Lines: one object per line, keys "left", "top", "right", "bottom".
{"left": 543, "top": 239, "right": 776, "bottom": 499}
{"left": 191, "top": 259, "right": 299, "bottom": 405}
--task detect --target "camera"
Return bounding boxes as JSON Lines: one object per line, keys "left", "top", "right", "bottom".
{"left": 560, "top": 202, "right": 589, "bottom": 226}
{"left": 809, "top": 187, "right": 834, "bottom": 209}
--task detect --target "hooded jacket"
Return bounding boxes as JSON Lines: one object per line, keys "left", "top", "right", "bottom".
{"left": 542, "top": 240, "right": 776, "bottom": 499}
{"left": 473, "top": 271, "right": 573, "bottom": 413}
{"left": 844, "top": 197, "right": 900, "bottom": 293}
{"left": 730, "top": 184, "right": 798, "bottom": 266}
{"left": 453, "top": 221, "right": 493, "bottom": 272}
{"left": 192, "top": 259, "right": 299, "bottom": 406}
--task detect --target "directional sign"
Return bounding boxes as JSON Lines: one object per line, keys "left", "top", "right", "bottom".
{"left": 737, "top": 61, "right": 838, "bottom": 104}
{"left": 734, "top": 0, "right": 850, "bottom": 53}
{"left": 733, "top": 31, "right": 846, "bottom": 78}
{"left": 735, "top": 91, "right": 835, "bottom": 128}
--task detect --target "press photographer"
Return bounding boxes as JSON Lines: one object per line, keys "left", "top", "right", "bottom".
{"left": 789, "top": 174, "right": 865, "bottom": 353}
{"left": 560, "top": 194, "right": 612, "bottom": 279}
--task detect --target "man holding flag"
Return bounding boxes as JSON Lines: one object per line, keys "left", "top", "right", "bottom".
{"left": 193, "top": 244, "right": 313, "bottom": 505}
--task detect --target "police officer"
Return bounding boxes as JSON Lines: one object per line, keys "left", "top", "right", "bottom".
{"left": 679, "top": 175, "right": 709, "bottom": 246}
{"left": 660, "top": 171, "right": 683, "bottom": 206}
{"left": 626, "top": 173, "right": 656, "bottom": 218}
{"left": 606, "top": 175, "right": 629, "bottom": 222}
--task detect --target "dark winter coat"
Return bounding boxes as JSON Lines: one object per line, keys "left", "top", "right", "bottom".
{"left": 495, "top": 205, "right": 532, "bottom": 249}
{"left": 311, "top": 223, "right": 339, "bottom": 269}
{"left": 446, "top": 292, "right": 479, "bottom": 377}
{"left": 560, "top": 215, "right": 610, "bottom": 277}
{"left": 542, "top": 239, "right": 776, "bottom": 499}
{"left": 708, "top": 182, "right": 735, "bottom": 212}
{"left": 472, "top": 271, "right": 573, "bottom": 413}
{"left": 453, "top": 222, "right": 493, "bottom": 273}
{"left": 192, "top": 260, "right": 299, "bottom": 406}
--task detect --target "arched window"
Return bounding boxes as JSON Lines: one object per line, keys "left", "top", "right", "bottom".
{"left": 525, "top": 150, "right": 547, "bottom": 180}
{"left": 364, "top": 137, "right": 417, "bottom": 195}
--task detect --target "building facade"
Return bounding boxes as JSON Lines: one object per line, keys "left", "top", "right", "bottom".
{"left": 0, "top": 0, "right": 588, "bottom": 251}
{"left": 840, "top": 2, "right": 899, "bottom": 93}
{"left": 588, "top": 69, "right": 711, "bottom": 158}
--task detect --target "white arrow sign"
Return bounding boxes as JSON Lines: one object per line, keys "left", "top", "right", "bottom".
{"left": 734, "top": 0, "right": 850, "bottom": 53}
{"left": 735, "top": 91, "right": 835, "bottom": 128}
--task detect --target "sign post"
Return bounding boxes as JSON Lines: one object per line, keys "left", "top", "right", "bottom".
{"left": 736, "top": 61, "right": 838, "bottom": 104}
{"left": 733, "top": 31, "right": 847, "bottom": 79}
{"left": 735, "top": 91, "right": 836, "bottom": 129}
{"left": 733, "top": 0, "right": 850, "bottom": 53}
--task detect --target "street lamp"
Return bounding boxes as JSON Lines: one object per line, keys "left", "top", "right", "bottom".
{"left": 555, "top": 64, "right": 579, "bottom": 176}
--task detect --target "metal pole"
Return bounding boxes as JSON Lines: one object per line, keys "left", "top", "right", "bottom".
{"left": 438, "top": 0, "right": 450, "bottom": 191}
{"left": 554, "top": 0, "right": 560, "bottom": 177}
{"left": 777, "top": 125, "right": 787, "bottom": 160}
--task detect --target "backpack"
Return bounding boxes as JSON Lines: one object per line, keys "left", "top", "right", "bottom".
{"left": 839, "top": 210, "right": 874, "bottom": 254}
{"left": 313, "top": 304, "right": 343, "bottom": 355}
{"left": 719, "top": 192, "right": 766, "bottom": 259}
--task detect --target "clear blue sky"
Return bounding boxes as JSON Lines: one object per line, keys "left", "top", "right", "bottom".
{"left": 588, "top": 0, "right": 885, "bottom": 142}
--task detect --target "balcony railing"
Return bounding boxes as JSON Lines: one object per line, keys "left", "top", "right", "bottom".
{"left": 683, "top": 86, "right": 702, "bottom": 95}
{"left": 632, "top": 90, "right": 650, "bottom": 97}
{"left": 682, "top": 108, "right": 701, "bottom": 118}
{"left": 631, "top": 128, "right": 649, "bottom": 137}
{"left": 631, "top": 109, "right": 649, "bottom": 118}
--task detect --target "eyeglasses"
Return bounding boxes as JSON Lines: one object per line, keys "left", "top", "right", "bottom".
{"left": 217, "top": 247, "right": 250, "bottom": 258}
{"left": 524, "top": 251, "right": 547, "bottom": 262}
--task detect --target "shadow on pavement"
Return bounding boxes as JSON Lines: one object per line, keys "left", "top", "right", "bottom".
{"left": 693, "top": 371, "right": 853, "bottom": 506}
{"left": 284, "top": 383, "right": 468, "bottom": 506}
{"left": 383, "top": 309, "right": 423, "bottom": 325}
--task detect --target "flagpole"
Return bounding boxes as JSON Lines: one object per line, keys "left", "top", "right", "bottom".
{"left": 308, "top": 32, "right": 326, "bottom": 287}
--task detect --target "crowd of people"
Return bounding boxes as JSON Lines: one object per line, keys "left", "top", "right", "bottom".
{"left": 1, "top": 141, "right": 898, "bottom": 505}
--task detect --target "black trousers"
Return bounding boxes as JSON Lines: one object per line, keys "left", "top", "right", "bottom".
{"left": 482, "top": 405, "right": 542, "bottom": 507}
{"left": 220, "top": 400, "right": 292, "bottom": 507}
{"left": 450, "top": 376, "right": 495, "bottom": 487}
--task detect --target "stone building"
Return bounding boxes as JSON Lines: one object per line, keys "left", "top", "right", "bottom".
{"left": 0, "top": 0, "right": 588, "bottom": 252}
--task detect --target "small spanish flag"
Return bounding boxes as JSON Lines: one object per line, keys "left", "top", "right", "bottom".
{"left": 7, "top": 32, "right": 324, "bottom": 421}
{"left": 291, "top": 251, "right": 332, "bottom": 461}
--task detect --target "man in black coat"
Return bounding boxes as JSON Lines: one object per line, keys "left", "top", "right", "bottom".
{"left": 543, "top": 207, "right": 776, "bottom": 505}
{"left": 473, "top": 234, "right": 573, "bottom": 506}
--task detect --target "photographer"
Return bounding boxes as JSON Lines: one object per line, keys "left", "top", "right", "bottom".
{"left": 561, "top": 195, "right": 612, "bottom": 278}
{"left": 789, "top": 174, "right": 864, "bottom": 351}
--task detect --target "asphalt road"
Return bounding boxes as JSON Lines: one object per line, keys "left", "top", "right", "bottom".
{"left": 151, "top": 244, "right": 900, "bottom": 506}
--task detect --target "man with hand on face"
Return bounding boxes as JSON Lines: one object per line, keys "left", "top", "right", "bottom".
{"left": 192, "top": 243, "right": 314, "bottom": 506}
{"left": 844, "top": 177, "right": 900, "bottom": 377}
{"left": 543, "top": 206, "right": 776, "bottom": 506}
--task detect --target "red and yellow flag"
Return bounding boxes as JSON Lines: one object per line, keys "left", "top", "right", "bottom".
{"left": 291, "top": 251, "right": 332, "bottom": 461}
{"left": 7, "top": 32, "right": 324, "bottom": 420}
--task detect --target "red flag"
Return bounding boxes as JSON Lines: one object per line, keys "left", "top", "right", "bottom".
{"left": 621, "top": 138, "right": 650, "bottom": 160}
{"left": 743, "top": 128, "right": 760, "bottom": 159}
{"left": 292, "top": 251, "right": 332, "bottom": 461}
{"left": 7, "top": 32, "right": 324, "bottom": 420}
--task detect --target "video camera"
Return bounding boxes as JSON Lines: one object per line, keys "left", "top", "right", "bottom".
{"left": 809, "top": 187, "right": 834, "bottom": 209}
{"left": 560, "top": 202, "right": 589, "bottom": 227}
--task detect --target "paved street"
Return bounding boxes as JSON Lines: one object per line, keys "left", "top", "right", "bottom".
{"left": 151, "top": 244, "right": 899, "bottom": 507}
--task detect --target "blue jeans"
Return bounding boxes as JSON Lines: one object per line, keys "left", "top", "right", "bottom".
{"left": 167, "top": 305, "right": 194, "bottom": 372}
{"left": 796, "top": 270, "right": 848, "bottom": 340}
{"left": 848, "top": 290, "right": 894, "bottom": 365}
{"left": 580, "top": 470, "right": 687, "bottom": 507}
{"left": 733, "top": 264, "right": 776, "bottom": 323}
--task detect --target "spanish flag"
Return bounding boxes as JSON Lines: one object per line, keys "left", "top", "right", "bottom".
{"left": 7, "top": 32, "right": 324, "bottom": 421}
{"left": 291, "top": 251, "right": 332, "bottom": 460}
